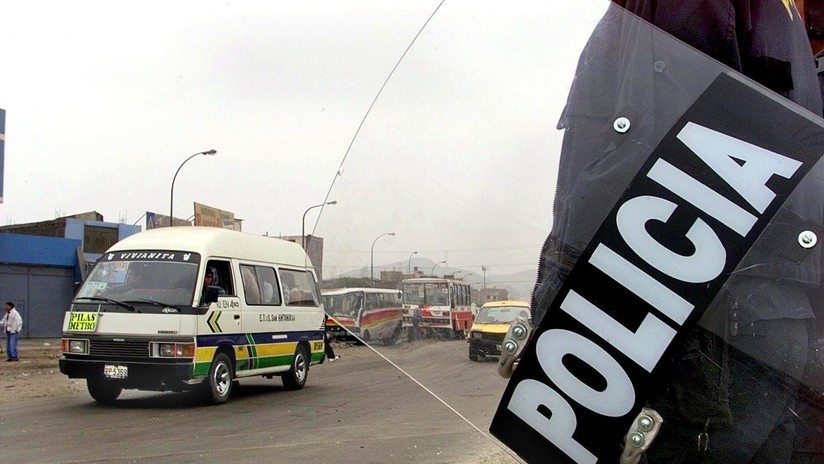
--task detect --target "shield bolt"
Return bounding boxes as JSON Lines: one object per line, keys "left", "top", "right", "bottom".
{"left": 503, "top": 340, "right": 518, "bottom": 354}
{"left": 629, "top": 432, "right": 645, "bottom": 448}
{"left": 614, "top": 117, "right": 631, "bottom": 133}
{"left": 799, "top": 230, "right": 817, "bottom": 249}
{"left": 638, "top": 415, "right": 654, "bottom": 432}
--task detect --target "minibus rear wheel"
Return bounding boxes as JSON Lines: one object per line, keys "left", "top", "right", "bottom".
{"left": 205, "top": 352, "right": 234, "bottom": 404}
{"left": 282, "top": 344, "right": 308, "bottom": 390}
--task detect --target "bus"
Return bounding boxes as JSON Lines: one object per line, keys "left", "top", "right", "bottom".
{"left": 321, "top": 287, "right": 404, "bottom": 345}
{"left": 400, "top": 277, "right": 473, "bottom": 339}
{"left": 59, "top": 227, "right": 326, "bottom": 405}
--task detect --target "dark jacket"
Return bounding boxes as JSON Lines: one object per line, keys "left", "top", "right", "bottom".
{"left": 534, "top": 0, "right": 824, "bottom": 325}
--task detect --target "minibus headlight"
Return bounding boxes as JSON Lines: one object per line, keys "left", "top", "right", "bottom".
{"left": 151, "top": 342, "right": 195, "bottom": 358}
{"left": 159, "top": 343, "right": 175, "bottom": 357}
{"left": 61, "top": 338, "right": 89, "bottom": 355}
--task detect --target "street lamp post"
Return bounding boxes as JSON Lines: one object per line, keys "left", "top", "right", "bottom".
{"left": 407, "top": 251, "right": 418, "bottom": 276}
{"left": 431, "top": 260, "right": 446, "bottom": 276}
{"left": 170, "top": 149, "right": 217, "bottom": 226}
{"left": 302, "top": 201, "right": 337, "bottom": 249}
{"left": 371, "top": 232, "right": 396, "bottom": 286}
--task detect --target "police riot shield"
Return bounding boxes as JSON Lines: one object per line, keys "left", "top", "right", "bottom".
{"left": 487, "top": 3, "right": 824, "bottom": 464}
{"left": 309, "top": 1, "right": 824, "bottom": 463}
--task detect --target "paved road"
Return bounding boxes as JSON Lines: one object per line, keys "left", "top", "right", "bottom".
{"left": 1, "top": 339, "right": 523, "bottom": 464}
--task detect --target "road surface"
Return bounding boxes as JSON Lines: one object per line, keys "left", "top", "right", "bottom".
{"left": 0, "top": 338, "right": 523, "bottom": 464}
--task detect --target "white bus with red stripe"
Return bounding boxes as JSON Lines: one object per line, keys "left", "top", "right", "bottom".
{"left": 322, "top": 287, "right": 403, "bottom": 345}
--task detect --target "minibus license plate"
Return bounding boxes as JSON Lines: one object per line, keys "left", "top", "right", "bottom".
{"left": 104, "top": 365, "right": 128, "bottom": 379}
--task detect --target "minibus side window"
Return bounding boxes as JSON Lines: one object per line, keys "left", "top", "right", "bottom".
{"left": 207, "top": 260, "right": 234, "bottom": 295}
{"left": 280, "top": 269, "right": 320, "bottom": 306}
{"left": 240, "top": 264, "right": 262, "bottom": 305}
{"left": 256, "top": 266, "right": 281, "bottom": 305}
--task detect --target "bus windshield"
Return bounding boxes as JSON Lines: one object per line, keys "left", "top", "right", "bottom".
{"left": 401, "top": 282, "right": 449, "bottom": 306}
{"left": 322, "top": 292, "right": 362, "bottom": 318}
{"left": 402, "top": 283, "right": 425, "bottom": 305}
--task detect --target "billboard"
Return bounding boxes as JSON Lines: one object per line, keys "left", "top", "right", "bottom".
{"left": 193, "top": 202, "right": 240, "bottom": 230}
{"left": 145, "top": 212, "right": 190, "bottom": 229}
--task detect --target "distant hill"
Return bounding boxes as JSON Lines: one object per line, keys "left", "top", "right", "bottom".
{"left": 483, "top": 268, "right": 537, "bottom": 301}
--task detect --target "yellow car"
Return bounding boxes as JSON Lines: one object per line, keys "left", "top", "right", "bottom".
{"left": 467, "top": 300, "right": 531, "bottom": 361}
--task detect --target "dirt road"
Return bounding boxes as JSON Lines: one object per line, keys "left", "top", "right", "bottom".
{"left": 0, "top": 339, "right": 88, "bottom": 403}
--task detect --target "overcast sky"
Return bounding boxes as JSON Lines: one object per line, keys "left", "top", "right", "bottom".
{"left": 0, "top": 0, "right": 609, "bottom": 284}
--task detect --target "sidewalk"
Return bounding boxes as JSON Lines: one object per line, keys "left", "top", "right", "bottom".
{"left": 1, "top": 337, "right": 62, "bottom": 355}
{"left": 19, "top": 338, "right": 62, "bottom": 349}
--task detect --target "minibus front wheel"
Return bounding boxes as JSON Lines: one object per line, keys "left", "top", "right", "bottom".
{"left": 87, "top": 376, "right": 122, "bottom": 405}
{"left": 205, "top": 352, "right": 234, "bottom": 404}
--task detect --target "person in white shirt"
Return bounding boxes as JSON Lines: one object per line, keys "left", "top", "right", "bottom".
{"left": 0, "top": 301, "right": 23, "bottom": 361}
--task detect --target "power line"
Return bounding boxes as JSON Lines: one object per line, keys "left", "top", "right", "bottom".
{"left": 312, "top": 0, "right": 448, "bottom": 238}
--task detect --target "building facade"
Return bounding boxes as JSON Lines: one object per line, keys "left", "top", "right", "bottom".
{"left": 280, "top": 234, "right": 324, "bottom": 283}
{"left": 0, "top": 212, "right": 140, "bottom": 337}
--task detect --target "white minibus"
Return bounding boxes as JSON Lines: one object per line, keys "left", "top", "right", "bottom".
{"left": 59, "top": 227, "right": 326, "bottom": 404}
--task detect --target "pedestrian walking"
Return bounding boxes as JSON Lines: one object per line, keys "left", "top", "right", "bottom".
{"left": 0, "top": 302, "right": 23, "bottom": 361}
{"left": 411, "top": 306, "right": 422, "bottom": 340}
{"left": 323, "top": 314, "right": 340, "bottom": 362}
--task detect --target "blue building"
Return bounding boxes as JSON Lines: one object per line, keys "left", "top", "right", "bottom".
{"left": 0, "top": 212, "right": 140, "bottom": 337}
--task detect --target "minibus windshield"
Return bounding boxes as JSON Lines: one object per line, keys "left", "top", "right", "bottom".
{"left": 76, "top": 254, "right": 201, "bottom": 307}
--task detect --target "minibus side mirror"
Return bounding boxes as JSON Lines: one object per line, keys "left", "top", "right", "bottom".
{"left": 204, "top": 286, "right": 222, "bottom": 305}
